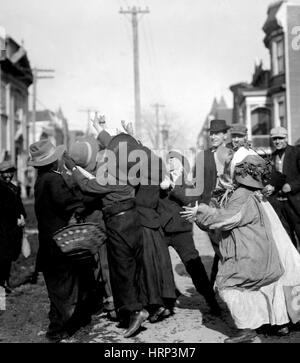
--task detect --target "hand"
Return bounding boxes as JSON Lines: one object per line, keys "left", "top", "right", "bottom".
{"left": 121, "top": 120, "right": 134, "bottom": 136}
{"left": 91, "top": 112, "right": 106, "bottom": 134}
{"left": 180, "top": 201, "right": 199, "bottom": 222}
{"left": 62, "top": 152, "right": 76, "bottom": 171}
{"left": 282, "top": 183, "right": 291, "bottom": 194}
{"left": 17, "top": 214, "right": 26, "bottom": 227}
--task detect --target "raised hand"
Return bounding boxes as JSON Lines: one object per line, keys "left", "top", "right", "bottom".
{"left": 121, "top": 120, "right": 134, "bottom": 136}
{"left": 91, "top": 112, "right": 106, "bottom": 134}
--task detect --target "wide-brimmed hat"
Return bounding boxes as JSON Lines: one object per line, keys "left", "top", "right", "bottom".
{"left": 0, "top": 160, "right": 16, "bottom": 173}
{"left": 270, "top": 126, "right": 288, "bottom": 139}
{"left": 208, "top": 119, "right": 230, "bottom": 133}
{"left": 234, "top": 154, "right": 270, "bottom": 189}
{"left": 28, "top": 139, "right": 66, "bottom": 167}
{"left": 69, "top": 135, "right": 99, "bottom": 173}
{"left": 230, "top": 124, "right": 248, "bottom": 136}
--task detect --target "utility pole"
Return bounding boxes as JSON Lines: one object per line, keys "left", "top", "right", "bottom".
{"left": 78, "top": 108, "right": 100, "bottom": 136}
{"left": 151, "top": 103, "right": 165, "bottom": 148}
{"left": 32, "top": 68, "right": 55, "bottom": 143}
{"left": 120, "top": 6, "right": 150, "bottom": 140}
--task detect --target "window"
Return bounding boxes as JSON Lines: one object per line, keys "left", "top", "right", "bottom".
{"left": 272, "top": 39, "right": 285, "bottom": 75}
{"left": 277, "top": 40, "right": 284, "bottom": 74}
{"left": 278, "top": 100, "right": 286, "bottom": 127}
{"left": 0, "top": 82, "right": 5, "bottom": 114}
{"left": 251, "top": 107, "right": 271, "bottom": 136}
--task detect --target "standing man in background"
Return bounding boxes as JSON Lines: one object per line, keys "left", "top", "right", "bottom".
{"left": 193, "top": 119, "right": 232, "bottom": 284}
{"left": 265, "top": 127, "right": 300, "bottom": 249}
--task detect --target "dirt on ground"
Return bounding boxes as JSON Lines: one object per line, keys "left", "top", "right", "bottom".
{"left": 0, "top": 201, "right": 300, "bottom": 344}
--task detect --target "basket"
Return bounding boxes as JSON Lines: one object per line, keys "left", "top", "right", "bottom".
{"left": 53, "top": 223, "right": 106, "bottom": 261}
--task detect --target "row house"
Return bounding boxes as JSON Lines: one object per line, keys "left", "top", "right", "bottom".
{"left": 198, "top": 0, "right": 300, "bottom": 153}
{"left": 230, "top": 0, "right": 300, "bottom": 152}
{"left": 0, "top": 26, "right": 33, "bottom": 185}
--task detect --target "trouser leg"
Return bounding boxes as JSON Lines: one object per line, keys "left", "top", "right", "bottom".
{"left": 105, "top": 209, "right": 144, "bottom": 316}
{"left": 98, "top": 242, "right": 115, "bottom": 311}
{"left": 210, "top": 254, "right": 220, "bottom": 287}
{"left": 167, "top": 231, "right": 220, "bottom": 310}
{"left": 281, "top": 202, "right": 298, "bottom": 247}
{"left": 285, "top": 202, "right": 300, "bottom": 249}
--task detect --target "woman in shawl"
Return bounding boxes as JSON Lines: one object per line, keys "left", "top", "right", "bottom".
{"left": 181, "top": 154, "right": 300, "bottom": 343}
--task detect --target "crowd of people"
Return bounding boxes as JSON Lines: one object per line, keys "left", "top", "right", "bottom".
{"left": 1, "top": 116, "right": 300, "bottom": 343}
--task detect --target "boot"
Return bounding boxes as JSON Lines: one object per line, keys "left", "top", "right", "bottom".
{"left": 185, "top": 257, "right": 221, "bottom": 314}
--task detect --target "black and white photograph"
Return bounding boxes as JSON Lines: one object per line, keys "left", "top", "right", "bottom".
{"left": 0, "top": 0, "right": 300, "bottom": 346}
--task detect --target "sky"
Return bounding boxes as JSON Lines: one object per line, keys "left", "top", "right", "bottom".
{"left": 0, "top": 0, "right": 291, "bottom": 146}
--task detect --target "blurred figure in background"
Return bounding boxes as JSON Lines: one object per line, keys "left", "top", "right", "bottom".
{"left": 0, "top": 161, "right": 26, "bottom": 293}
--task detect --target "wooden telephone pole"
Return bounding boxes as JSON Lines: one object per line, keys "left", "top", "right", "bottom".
{"left": 151, "top": 103, "right": 165, "bottom": 148}
{"left": 120, "top": 6, "right": 149, "bottom": 140}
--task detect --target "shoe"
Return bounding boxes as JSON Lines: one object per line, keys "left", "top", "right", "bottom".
{"left": 124, "top": 309, "right": 149, "bottom": 338}
{"left": 224, "top": 329, "right": 257, "bottom": 343}
{"left": 277, "top": 326, "right": 290, "bottom": 336}
{"left": 149, "top": 307, "right": 166, "bottom": 323}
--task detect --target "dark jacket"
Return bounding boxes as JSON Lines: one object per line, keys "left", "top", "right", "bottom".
{"left": 0, "top": 180, "right": 23, "bottom": 262}
{"left": 34, "top": 169, "right": 83, "bottom": 271}
{"left": 7, "top": 182, "right": 27, "bottom": 219}
{"left": 269, "top": 145, "right": 300, "bottom": 216}
{"left": 193, "top": 149, "right": 217, "bottom": 205}
{"left": 158, "top": 179, "right": 199, "bottom": 234}
{"left": 135, "top": 146, "right": 165, "bottom": 229}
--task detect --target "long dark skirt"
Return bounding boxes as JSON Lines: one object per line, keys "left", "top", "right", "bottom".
{"left": 43, "top": 260, "right": 95, "bottom": 335}
{"left": 140, "top": 227, "right": 177, "bottom": 308}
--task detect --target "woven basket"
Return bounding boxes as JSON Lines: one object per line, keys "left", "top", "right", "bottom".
{"left": 53, "top": 223, "right": 106, "bottom": 259}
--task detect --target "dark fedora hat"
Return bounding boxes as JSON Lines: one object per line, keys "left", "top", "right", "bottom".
{"left": 208, "top": 119, "right": 230, "bottom": 133}
{"left": 28, "top": 139, "right": 65, "bottom": 167}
